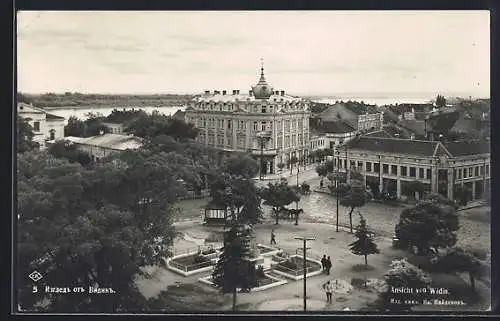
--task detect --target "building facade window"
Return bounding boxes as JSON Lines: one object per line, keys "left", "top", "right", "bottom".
{"left": 261, "top": 121, "right": 267, "bottom": 131}
{"left": 382, "top": 164, "right": 389, "bottom": 174}
{"left": 374, "top": 163, "right": 380, "bottom": 173}
{"left": 475, "top": 166, "right": 479, "bottom": 177}
{"left": 409, "top": 167, "right": 416, "bottom": 178}
{"left": 401, "top": 166, "right": 407, "bottom": 177}
{"left": 253, "top": 122, "right": 258, "bottom": 131}
{"left": 419, "top": 168, "right": 424, "bottom": 179}
{"left": 357, "top": 161, "right": 363, "bottom": 170}
{"left": 391, "top": 165, "right": 398, "bottom": 175}
{"left": 426, "top": 169, "right": 432, "bottom": 179}
{"left": 480, "top": 166, "right": 485, "bottom": 175}
{"left": 486, "top": 164, "right": 490, "bottom": 175}
{"left": 457, "top": 169, "right": 462, "bottom": 179}
{"left": 33, "top": 121, "right": 40, "bottom": 132}
{"left": 468, "top": 167, "right": 473, "bottom": 177}
{"left": 227, "top": 120, "right": 232, "bottom": 129}
{"left": 366, "top": 162, "right": 372, "bottom": 172}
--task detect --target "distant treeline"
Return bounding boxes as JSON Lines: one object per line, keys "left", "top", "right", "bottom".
{"left": 17, "top": 92, "right": 194, "bottom": 108}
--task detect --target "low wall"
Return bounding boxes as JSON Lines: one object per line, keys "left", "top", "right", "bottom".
{"left": 257, "top": 244, "right": 282, "bottom": 257}
{"left": 271, "top": 254, "right": 323, "bottom": 281}
{"left": 198, "top": 273, "right": 287, "bottom": 292}
{"left": 166, "top": 252, "right": 216, "bottom": 277}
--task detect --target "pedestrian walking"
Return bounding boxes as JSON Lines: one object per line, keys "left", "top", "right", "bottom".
{"left": 270, "top": 229, "right": 277, "bottom": 245}
{"left": 321, "top": 255, "right": 327, "bottom": 273}
{"left": 325, "top": 256, "right": 332, "bottom": 275}
{"left": 322, "top": 280, "right": 334, "bottom": 303}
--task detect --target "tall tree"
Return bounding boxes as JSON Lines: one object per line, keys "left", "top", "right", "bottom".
{"left": 260, "top": 179, "right": 300, "bottom": 225}
{"left": 435, "top": 95, "right": 447, "bottom": 108}
{"left": 223, "top": 154, "right": 259, "bottom": 179}
{"left": 64, "top": 116, "right": 85, "bottom": 137}
{"left": 429, "top": 246, "right": 486, "bottom": 291}
{"left": 315, "top": 163, "right": 328, "bottom": 187}
{"left": 212, "top": 224, "right": 253, "bottom": 311}
{"left": 349, "top": 214, "right": 380, "bottom": 265}
{"left": 17, "top": 116, "right": 39, "bottom": 153}
{"left": 339, "top": 179, "right": 370, "bottom": 233}
{"left": 395, "top": 194, "right": 459, "bottom": 255}
{"left": 17, "top": 150, "right": 179, "bottom": 312}
{"left": 124, "top": 112, "right": 198, "bottom": 142}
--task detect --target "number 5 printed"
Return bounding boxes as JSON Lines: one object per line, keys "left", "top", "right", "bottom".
{"left": 32, "top": 286, "right": 38, "bottom": 293}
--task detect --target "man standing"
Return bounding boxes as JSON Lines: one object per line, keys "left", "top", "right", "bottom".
{"left": 321, "top": 255, "right": 327, "bottom": 274}
{"left": 323, "top": 280, "right": 334, "bottom": 303}
{"left": 325, "top": 256, "right": 332, "bottom": 275}
{"left": 270, "top": 229, "right": 277, "bottom": 245}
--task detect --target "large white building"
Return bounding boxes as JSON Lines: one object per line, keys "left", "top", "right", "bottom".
{"left": 184, "top": 65, "right": 311, "bottom": 175}
{"left": 64, "top": 133, "right": 143, "bottom": 162}
{"left": 17, "top": 102, "right": 65, "bottom": 149}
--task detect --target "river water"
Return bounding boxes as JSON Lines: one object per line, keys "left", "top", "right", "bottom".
{"left": 44, "top": 106, "right": 185, "bottom": 124}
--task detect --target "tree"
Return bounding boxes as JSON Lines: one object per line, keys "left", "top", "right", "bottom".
{"left": 47, "top": 140, "right": 92, "bottom": 167}
{"left": 395, "top": 194, "right": 459, "bottom": 255}
{"left": 377, "top": 258, "right": 432, "bottom": 312}
{"left": 17, "top": 150, "right": 181, "bottom": 312}
{"left": 209, "top": 173, "right": 263, "bottom": 225}
{"left": 83, "top": 113, "right": 108, "bottom": 137}
{"left": 429, "top": 246, "right": 485, "bottom": 291}
{"left": 212, "top": 224, "right": 253, "bottom": 311}
{"left": 349, "top": 214, "right": 380, "bottom": 265}
{"left": 64, "top": 116, "right": 86, "bottom": 137}
{"left": 124, "top": 112, "right": 198, "bottom": 142}
{"left": 260, "top": 179, "right": 300, "bottom": 225}
{"left": 315, "top": 163, "right": 328, "bottom": 187}
{"left": 288, "top": 156, "right": 298, "bottom": 175}
{"left": 435, "top": 95, "right": 447, "bottom": 108}
{"left": 223, "top": 154, "right": 259, "bottom": 179}
{"left": 339, "top": 179, "right": 370, "bottom": 233}
{"left": 17, "top": 116, "right": 39, "bottom": 153}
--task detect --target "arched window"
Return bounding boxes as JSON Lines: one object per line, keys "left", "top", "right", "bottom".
{"left": 49, "top": 129, "right": 55, "bottom": 140}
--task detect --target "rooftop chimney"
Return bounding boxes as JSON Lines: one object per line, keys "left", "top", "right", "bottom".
{"left": 204, "top": 90, "right": 210, "bottom": 95}
{"left": 214, "top": 90, "right": 220, "bottom": 95}
{"left": 232, "top": 90, "right": 237, "bottom": 95}
{"left": 280, "top": 90, "right": 285, "bottom": 96}
{"left": 236, "top": 90, "right": 240, "bottom": 95}
{"left": 222, "top": 90, "right": 227, "bottom": 95}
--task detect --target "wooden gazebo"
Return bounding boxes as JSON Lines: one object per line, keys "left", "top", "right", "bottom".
{"left": 203, "top": 199, "right": 230, "bottom": 225}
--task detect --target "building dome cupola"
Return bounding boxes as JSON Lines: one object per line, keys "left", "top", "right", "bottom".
{"left": 251, "top": 59, "right": 273, "bottom": 100}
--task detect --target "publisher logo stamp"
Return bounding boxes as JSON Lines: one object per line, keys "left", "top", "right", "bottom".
{"left": 28, "top": 271, "right": 43, "bottom": 282}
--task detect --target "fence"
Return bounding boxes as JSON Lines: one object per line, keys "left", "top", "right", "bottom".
{"left": 171, "top": 244, "right": 223, "bottom": 257}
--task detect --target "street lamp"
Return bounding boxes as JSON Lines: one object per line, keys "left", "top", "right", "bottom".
{"left": 294, "top": 236, "right": 316, "bottom": 311}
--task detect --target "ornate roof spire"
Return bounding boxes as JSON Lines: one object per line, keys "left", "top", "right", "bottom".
{"left": 252, "top": 58, "right": 273, "bottom": 99}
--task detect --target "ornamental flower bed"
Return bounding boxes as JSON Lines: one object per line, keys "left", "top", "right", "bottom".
{"left": 272, "top": 255, "right": 322, "bottom": 278}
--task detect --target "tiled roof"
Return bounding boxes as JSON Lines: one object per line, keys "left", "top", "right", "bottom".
{"left": 388, "top": 104, "right": 432, "bottom": 115}
{"left": 343, "top": 137, "right": 439, "bottom": 157}
{"left": 321, "top": 121, "right": 355, "bottom": 134}
{"left": 443, "top": 140, "right": 490, "bottom": 156}
{"left": 45, "top": 113, "right": 65, "bottom": 120}
{"left": 342, "top": 103, "right": 379, "bottom": 115}
{"left": 75, "top": 134, "right": 143, "bottom": 150}
{"left": 398, "top": 120, "right": 427, "bottom": 136}
{"left": 362, "top": 130, "right": 393, "bottom": 138}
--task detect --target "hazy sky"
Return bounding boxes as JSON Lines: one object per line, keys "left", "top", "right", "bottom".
{"left": 17, "top": 11, "right": 490, "bottom": 97}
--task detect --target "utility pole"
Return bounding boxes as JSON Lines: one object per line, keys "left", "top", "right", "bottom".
{"left": 294, "top": 236, "right": 316, "bottom": 311}
{"left": 335, "top": 149, "right": 340, "bottom": 232}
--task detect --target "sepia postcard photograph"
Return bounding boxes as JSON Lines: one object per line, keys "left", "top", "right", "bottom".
{"left": 15, "top": 10, "right": 491, "bottom": 314}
